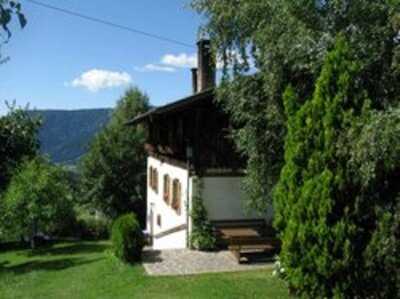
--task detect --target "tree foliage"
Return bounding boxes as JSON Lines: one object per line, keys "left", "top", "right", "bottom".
{"left": 192, "top": 0, "right": 400, "bottom": 211}
{"left": 80, "top": 87, "right": 149, "bottom": 223}
{"left": 274, "top": 37, "right": 400, "bottom": 298}
{"left": 0, "top": 0, "right": 26, "bottom": 63}
{"left": 1, "top": 158, "right": 73, "bottom": 248}
{"left": 343, "top": 105, "right": 400, "bottom": 297}
{"left": 0, "top": 106, "right": 40, "bottom": 193}
{"left": 193, "top": 1, "right": 400, "bottom": 297}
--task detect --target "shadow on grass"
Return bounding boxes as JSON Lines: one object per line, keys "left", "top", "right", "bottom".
{"left": 27, "top": 242, "right": 109, "bottom": 257}
{"left": 0, "top": 257, "right": 103, "bottom": 276}
{"left": 0, "top": 241, "right": 31, "bottom": 253}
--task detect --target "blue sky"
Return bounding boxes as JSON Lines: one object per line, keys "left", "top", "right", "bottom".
{"left": 0, "top": 0, "right": 203, "bottom": 115}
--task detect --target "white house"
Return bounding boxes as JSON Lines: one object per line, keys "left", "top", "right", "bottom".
{"left": 129, "top": 40, "right": 273, "bottom": 250}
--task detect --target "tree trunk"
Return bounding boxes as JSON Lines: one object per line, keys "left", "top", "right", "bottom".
{"left": 30, "top": 220, "right": 37, "bottom": 250}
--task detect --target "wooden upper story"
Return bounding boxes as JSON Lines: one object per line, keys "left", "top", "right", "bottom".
{"left": 128, "top": 89, "right": 245, "bottom": 174}
{"left": 127, "top": 40, "right": 245, "bottom": 174}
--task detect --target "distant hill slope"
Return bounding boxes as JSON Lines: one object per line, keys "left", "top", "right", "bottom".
{"left": 29, "top": 109, "right": 112, "bottom": 164}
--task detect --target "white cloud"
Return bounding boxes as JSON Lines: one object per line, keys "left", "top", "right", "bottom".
{"left": 134, "top": 53, "right": 196, "bottom": 73}
{"left": 134, "top": 51, "right": 243, "bottom": 74}
{"left": 134, "top": 64, "right": 176, "bottom": 73}
{"left": 161, "top": 53, "right": 197, "bottom": 68}
{"left": 69, "top": 69, "right": 132, "bottom": 92}
{"left": 161, "top": 52, "right": 228, "bottom": 70}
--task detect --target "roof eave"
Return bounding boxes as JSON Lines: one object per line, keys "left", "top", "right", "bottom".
{"left": 126, "top": 88, "right": 214, "bottom": 126}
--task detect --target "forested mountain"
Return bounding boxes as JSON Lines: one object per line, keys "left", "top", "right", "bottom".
{"left": 29, "top": 109, "right": 112, "bottom": 164}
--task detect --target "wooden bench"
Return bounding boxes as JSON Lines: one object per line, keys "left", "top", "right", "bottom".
{"left": 228, "top": 236, "right": 281, "bottom": 263}
{"left": 210, "top": 219, "right": 280, "bottom": 263}
{"left": 211, "top": 219, "right": 269, "bottom": 247}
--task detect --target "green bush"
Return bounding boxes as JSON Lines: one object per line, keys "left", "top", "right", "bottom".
{"left": 190, "top": 178, "right": 216, "bottom": 251}
{"left": 111, "top": 213, "right": 144, "bottom": 263}
{"left": 190, "top": 226, "right": 216, "bottom": 251}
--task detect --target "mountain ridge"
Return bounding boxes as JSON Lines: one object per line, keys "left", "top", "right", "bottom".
{"left": 29, "top": 108, "right": 113, "bottom": 164}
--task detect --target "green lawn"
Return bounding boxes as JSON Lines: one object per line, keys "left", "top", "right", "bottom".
{"left": 0, "top": 241, "right": 291, "bottom": 299}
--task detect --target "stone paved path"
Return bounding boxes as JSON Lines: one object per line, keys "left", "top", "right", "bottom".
{"left": 142, "top": 248, "right": 274, "bottom": 276}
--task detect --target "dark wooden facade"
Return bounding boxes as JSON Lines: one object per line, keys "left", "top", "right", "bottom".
{"left": 130, "top": 90, "right": 245, "bottom": 173}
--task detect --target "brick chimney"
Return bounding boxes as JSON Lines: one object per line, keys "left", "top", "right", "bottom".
{"left": 195, "top": 39, "right": 215, "bottom": 93}
{"left": 191, "top": 67, "right": 198, "bottom": 94}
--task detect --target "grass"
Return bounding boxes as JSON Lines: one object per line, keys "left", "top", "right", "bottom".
{"left": 0, "top": 240, "right": 291, "bottom": 299}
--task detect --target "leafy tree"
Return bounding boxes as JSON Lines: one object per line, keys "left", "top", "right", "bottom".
{"left": 192, "top": 0, "right": 400, "bottom": 211}
{"left": 343, "top": 106, "right": 400, "bottom": 298}
{"left": 80, "top": 87, "right": 149, "bottom": 223}
{"left": 1, "top": 158, "right": 73, "bottom": 249}
{"left": 0, "top": 0, "right": 26, "bottom": 63}
{"left": 274, "top": 37, "right": 400, "bottom": 298}
{"left": 0, "top": 105, "right": 40, "bottom": 193}
{"left": 193, "top": 1, "right": 400, "bottom": 296}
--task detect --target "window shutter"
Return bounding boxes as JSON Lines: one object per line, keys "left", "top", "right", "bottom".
{"left": 172, "top": 179, "right": 182, "bottom": 215}
{"left": 177, "top": 181, "right": 181, "bottom": 215}
{"left": 163, "top": 175, "right": 170, "bottom": 204}
{"left": 154, "top": 169, "right": 158, "bottom": 193}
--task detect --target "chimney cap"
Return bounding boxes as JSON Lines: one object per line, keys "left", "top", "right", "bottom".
{"left": 197, "top": 38, "right": 211, "bottom": 46}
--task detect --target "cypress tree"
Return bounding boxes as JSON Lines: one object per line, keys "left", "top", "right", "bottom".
{"left": 274, "top": 37, "right": 367, "bottom": 298}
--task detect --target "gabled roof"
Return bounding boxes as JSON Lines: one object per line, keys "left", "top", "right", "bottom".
{"left": 126, "top": 89, "right": 214, "bottom": 125}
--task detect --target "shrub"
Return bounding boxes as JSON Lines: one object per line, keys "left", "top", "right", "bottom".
{"left": 190, "top": 226, "right": 216, "bottom": 251}
{"left": 190, "top": 178, "right": 216, "bottom": 251}
{"left": 111, "top": 213, "right": 144, "bottom": 263}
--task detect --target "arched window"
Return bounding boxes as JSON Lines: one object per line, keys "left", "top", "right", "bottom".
{"left": 172, "top": 179, "right": 182, "bottom": 215}
{"left": 163, "top": 174, "right": 171, "bottom": 204}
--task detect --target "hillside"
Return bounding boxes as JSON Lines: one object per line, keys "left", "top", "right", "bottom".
{"left": 29, "top": 109, "right": 112, "bottom": 164}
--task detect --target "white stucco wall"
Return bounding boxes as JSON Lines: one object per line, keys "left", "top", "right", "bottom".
{"left": 146, "top": 156, "right": 189, "bottom": 250}
{"left": 146, "top": 158, "right": 274, "bottom": 250}
{"left": 201, "top": 176, "right": 273, "bottom": 223}
{"left": 152, "top": 230, "right": 187, "bottom": 250}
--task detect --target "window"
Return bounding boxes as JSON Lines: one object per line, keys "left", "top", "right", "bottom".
{"left": 172, "top": 179, "right": 182, "bottom": 215}
{"left": 157, "top": 214, "right": 161, "bottom": 227}
{"left": 163, "top": 174, "right": 171, "bottom": 204}
{"left": 153, "top": 168, "right": 159, "bottom": 193}
{"left": 149, "top": 166, "right": 159, "bottom": 193}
